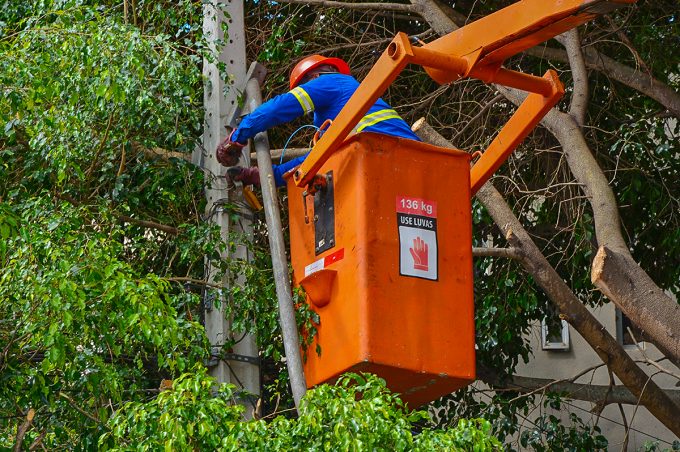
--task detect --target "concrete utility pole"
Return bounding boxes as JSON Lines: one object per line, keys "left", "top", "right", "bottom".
{"left": 201, "top": 1, "right": 260, "bottom": 416}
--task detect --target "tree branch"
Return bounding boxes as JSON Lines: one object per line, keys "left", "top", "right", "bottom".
{"left": 604, "top": 15, "right": 652, "bottom": 75}
{"left": 164, "top": 276, "right": 223, "bottom": 289}
{"left": 54, "top": 193, "right": 179, "bottom": 236}
{"left": 472, "top": 246, "right": 520, "bottom": 259}
{"left": 591, "top": 246, "right": 680, "bottom": 361}
{"left": 133, "top": 142, "right": 192, "bottom": 162}
{"left": 116, "top": 214, "right": 179, "bottom": 236}
{"left": 480, "top": 373, "right": 680, "bottom": 407}
{"left": 409, "top": 0, "right": 461, "bottom": 36}
{"left": 524, "top": 45, "right": 680, "bottom": 118}
{"left": 626, "top": 328, "right": 680, "bottom": 382}
{"left": 452, "top": 94, "right": 503, "bottom": 142}
{"left": 561, "top": 28, "right": 589, "bottom": 128}
{"left": 28, "top": 429, "right": 47, "bottom": 451}
{"left": 318, "top": 29, "right": 433, "bottom": 55}
{"left": 13, "top": 408, "right": 34, "bottom": 452}
{"left": 85, "top": 112, "right": 115, "bottom": 178}
{"left": 58, "top": 392, "right": 100, "bottom": 424}
{"left": 275, "top": 0, "right": 416, "bottom": 14}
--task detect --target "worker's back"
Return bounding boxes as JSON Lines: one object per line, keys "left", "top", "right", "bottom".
{"left": 301, "top": 73, "right": 420, "bottom": 141}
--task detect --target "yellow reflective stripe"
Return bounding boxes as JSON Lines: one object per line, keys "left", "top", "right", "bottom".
{"left": 355, "top": 109, "right": 401, "bottom": 132}
{"left": 290, "top": 87, "right": 315, "bottom": 114}
{"left": 361, "top": 108, "right": 397, "bottom": 122}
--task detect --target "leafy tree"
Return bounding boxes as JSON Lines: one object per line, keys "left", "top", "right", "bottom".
{"left": 101, "top": 370, "right": 501, "bottom": 451}
{"left": 0, "top": 1, "right": 498, "bottom": 449}
{"left": 1, "top": 1, "right": 221, "bottom": 448}
{"left": 2, "top": 0, "right": 678, "bottom": 449}
{"left": 0, "top": 199, "right": 208, "bottom": 449}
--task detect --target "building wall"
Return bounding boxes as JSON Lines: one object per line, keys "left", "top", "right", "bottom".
{"left": 514, "top": 302, "right": 679, "bottom": 450}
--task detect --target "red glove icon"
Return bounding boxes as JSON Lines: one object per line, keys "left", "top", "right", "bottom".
{"left": 409, "top": 237, "right": 429, "bottom": 271}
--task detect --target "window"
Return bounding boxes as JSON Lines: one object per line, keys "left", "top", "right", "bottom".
{"left": 541, "top": 310, "right": 570, "bottom": 351}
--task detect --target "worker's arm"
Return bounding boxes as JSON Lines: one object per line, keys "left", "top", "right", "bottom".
{"left": 230, "top": 154, "right": 308, "bottom": 187}
{"left": 231, "top": 93, "right": 304, "bottom": 144}
{"left": 217, "top": 92, "right": 309, "bottom": 168}
{"left": 221, "top": 78, "right": 334, "bottom": 182}
{"left": 272, "top": 154, "right": 308, "bottom": 187}
{"left": 231, "top": 76, "right": 335, "bottom": 144}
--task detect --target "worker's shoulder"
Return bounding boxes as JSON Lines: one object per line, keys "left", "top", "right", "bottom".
{"left": 300, "top": 73, "right": 358, "bottom": 92}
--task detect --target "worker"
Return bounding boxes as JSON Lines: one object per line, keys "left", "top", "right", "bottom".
{"left": 216, "top": 54, "right": 421, "bottom": 186}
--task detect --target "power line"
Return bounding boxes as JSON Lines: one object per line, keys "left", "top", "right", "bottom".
{"left": 559, "top": 398, "right": 675, "bottom": 447}
{"left": 469, "top": 383, "right": 675, "bottom": 447}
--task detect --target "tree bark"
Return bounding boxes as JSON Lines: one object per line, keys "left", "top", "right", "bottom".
{"left": 592, "top": 246, "right": 680, "bottom": 360}
{"left": 275, "top": 0, "right": 416, "bottom": 14}
{"left": 413, "top": 120, "right": 680, "bottom": 437}
{"left": 410, "top": 0, "right": 460, "bottom": 36}
{"left": 524, "top": 45, "right": 680, "bottom": 118}
{"left": 13, "top": 409, "right": 34, "bottom": 452}
{"left": 561, "top": 28, "right": 589, "bottom": 128}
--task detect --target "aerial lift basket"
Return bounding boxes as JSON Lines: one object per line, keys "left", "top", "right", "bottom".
{"left": 287, "top": 134, "right": 475, "bottom": 407}
{"left": 285, "top": 0, "right": 635, "bottom": 407}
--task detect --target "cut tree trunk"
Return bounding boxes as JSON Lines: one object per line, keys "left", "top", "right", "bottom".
{"left": 592, "top": 246, "right": 680, "bottom": 360}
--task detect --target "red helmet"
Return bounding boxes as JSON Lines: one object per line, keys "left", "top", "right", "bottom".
{"left": 289, "top": 55, "right": 351, "bottom": 89}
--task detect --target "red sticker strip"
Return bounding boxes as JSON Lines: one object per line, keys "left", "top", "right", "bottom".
{"left": 304, "top": 248, "right": 345, "bottom": 277}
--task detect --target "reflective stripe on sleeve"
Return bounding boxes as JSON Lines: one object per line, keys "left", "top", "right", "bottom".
{"left": 290, "top": 87, "right": 315, "bottom": 114}
{"left": 354, "top": 108, "right": 402, "bottom": 132}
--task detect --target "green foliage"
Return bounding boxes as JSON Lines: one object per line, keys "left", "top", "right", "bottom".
{"left": 102, "top": 370, "right": 502, "bottom": 451}
{"left": 0, "top": 1, "right": 219, "bottom": 448}
{"left": 606, "top": 116, "right": 680, "bottom": 295}
{"left": 100, "top": 366, "right": 246, "bottom": 451}
{"left": 2, "top": 0, "right": 676, "bottom": 449}
{"left": 474, "top": 265, "right": 543, "bottom": 375}
{"left": 638, "top": 439, "right": 680, "bottom": 451}
{"left": 519, "top": 396, "right": 608, "bottom": 451}
{"left": 519, "top": 412, "right": 607, "bottom": 451}
{"left": 0, "top": 3, "right": 203, "bottom": 199}
{"left": 0, "top": 199, "right": 208, "bottom": 449}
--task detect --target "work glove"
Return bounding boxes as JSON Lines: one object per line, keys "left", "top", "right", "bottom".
{"left": 227, "top": 166, "right": 260, "bottom": 186}
{"left": 216, "top": 129, "right": 245, "bottom": 167}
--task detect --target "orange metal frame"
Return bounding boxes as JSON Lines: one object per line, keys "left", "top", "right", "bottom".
{"left": 292, "top": 0, "right": 635, "bottom": 194}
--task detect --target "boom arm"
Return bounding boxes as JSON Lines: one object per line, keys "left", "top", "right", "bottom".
{"left": 292, "top": 0, "right": 635, "bottom": 193}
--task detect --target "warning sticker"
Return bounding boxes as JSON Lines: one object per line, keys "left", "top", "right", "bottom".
{"left": 396, "top": 196, "right": 438, "bottom": 280}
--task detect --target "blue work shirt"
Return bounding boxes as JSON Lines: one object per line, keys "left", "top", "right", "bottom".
{"left": 231, "top": 73, "right": 421, "bottom": 186}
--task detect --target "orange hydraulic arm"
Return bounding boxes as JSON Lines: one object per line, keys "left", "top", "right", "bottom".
{"left": 292, "top": 0, "right": 635, "bottom": 194}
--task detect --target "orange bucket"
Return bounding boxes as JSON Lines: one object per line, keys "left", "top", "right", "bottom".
{"left": 287, "top": 133, "right": 475, "bottom": 407}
